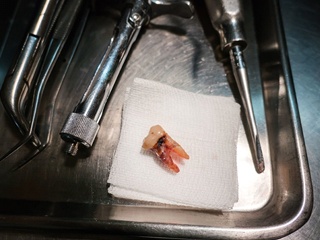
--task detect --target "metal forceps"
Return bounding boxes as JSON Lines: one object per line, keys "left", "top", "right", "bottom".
{"left": 0, "top": 0, "right": 86, "bottom": 168}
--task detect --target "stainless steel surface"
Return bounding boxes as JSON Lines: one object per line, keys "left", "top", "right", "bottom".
{"left": 205, "top": 0, "right": 264, "bottom": 173}
{"left": 279, "top": 0, "right": 320, "bottom": 238}
{"left": 0, "top": 0, "right": 315, "bottom": 239}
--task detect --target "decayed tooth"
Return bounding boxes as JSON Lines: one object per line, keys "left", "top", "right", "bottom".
{"left": 142, "top": 125, "right": 189, "bottom": 173}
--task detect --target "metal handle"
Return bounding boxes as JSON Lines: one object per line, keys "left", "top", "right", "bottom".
{"left": 60, "top": 0, "right": 195, "bottom": 155}
{"left": 60, "top": 0, "right": 151, "bottom": 155}
{"left": 204, "top": 0, "right": 246, "bottom": 51}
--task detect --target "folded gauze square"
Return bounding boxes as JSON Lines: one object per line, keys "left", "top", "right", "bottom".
{"left": 107, "top": 78, "right": 241, "bottom": 209}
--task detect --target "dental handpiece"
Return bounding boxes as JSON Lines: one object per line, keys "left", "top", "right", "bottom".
{"left": 60, "top": 0, "right": 194, "bottom": 156}
{"left": 205, "top": 0, "right": 265, "bottom": 173}
{"left": 60, "top": 0, "right": 152, "bottom": 155}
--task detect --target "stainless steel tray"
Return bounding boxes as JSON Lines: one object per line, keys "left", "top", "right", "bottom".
{"left": 0, "top": 0, "right": 313, "bottom": 239}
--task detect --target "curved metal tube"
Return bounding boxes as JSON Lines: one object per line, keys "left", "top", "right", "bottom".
{"left": 0, "top": 0, "right": 59, "bottom": 143}
{"left": 0, "top": 0, "right": 84, "bottom": 164}
{"left": 1, "top": 35, "right": 40, "bottom": 138}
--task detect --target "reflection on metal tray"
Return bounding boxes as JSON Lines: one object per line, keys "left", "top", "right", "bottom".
{"left": 0, "top": 0, "right": 313, "bottom": 239}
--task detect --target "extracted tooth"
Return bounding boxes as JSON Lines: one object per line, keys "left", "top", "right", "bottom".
{"left": 142, "top": 125, "right": 189, "bottom": 173}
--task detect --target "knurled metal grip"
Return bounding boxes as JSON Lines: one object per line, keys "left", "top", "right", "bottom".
{"left": 60, "top": 112, "right": 100, "bottom": 147}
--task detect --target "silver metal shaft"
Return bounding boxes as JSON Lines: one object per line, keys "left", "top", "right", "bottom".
{"left": 230, "top": 46, "right": 264, "bottom": 173}
{"left": 205, "top": 0, "right": 265, "bottom": 173}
